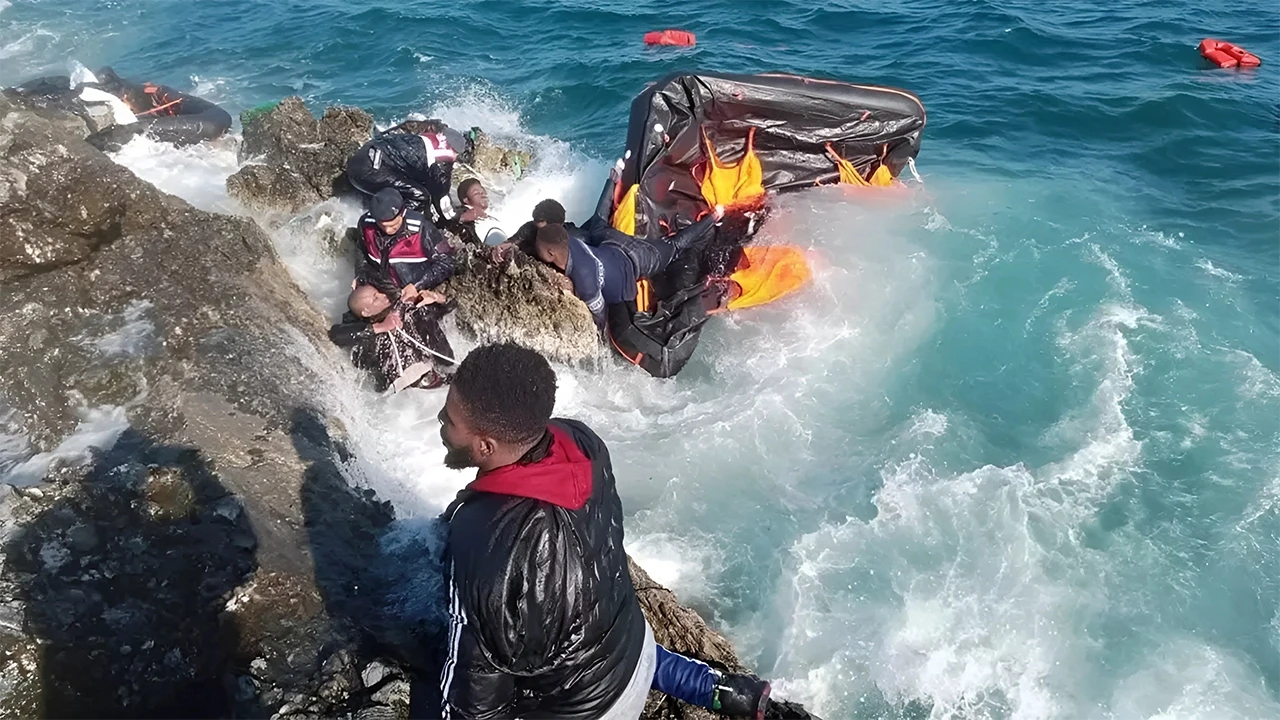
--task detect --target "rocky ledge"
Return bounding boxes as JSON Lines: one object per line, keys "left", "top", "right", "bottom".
{"left": 227, "top": 97, "right": 598, "bottom": 364}
{"left": 0, "top": 92, "right": 813, "bottom": 718}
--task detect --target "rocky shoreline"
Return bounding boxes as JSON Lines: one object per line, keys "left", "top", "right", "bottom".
{"left": 0, "top": 92, "right": 813, "bottom": 718}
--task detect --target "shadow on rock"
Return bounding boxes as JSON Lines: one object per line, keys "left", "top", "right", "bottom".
{"left": 292, "top": 407, "right": 449, "bottom": 718}
{"left": 5, "top": 430, "right": 258, "bottom": 718}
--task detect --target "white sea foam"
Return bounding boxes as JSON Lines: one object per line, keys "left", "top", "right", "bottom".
{"left": 0, "top": 401, "right": 130, "bottom": 488}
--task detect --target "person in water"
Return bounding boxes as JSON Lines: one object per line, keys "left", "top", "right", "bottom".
{"left": 532, "top": 199, "right": 722, "bottom": 330}
{"left": 435, "top": 342, "right": 771, "bottom": 719}
{"left": 347, "top": 123, "right": 469, "bottom": 223}
{"left": 356, "top": 188, "right": 456, "bottom": 303}
{"left": 328, "top": 283, "right": 454, "bottom": 392}
{"left": 440, "top": 177, "right": 489, "bottom": 245}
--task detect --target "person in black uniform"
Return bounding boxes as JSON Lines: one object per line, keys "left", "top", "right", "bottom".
{"left": 347, "top": 123, "right": 470, "bottom": 223}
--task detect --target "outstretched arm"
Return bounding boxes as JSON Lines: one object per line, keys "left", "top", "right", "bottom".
{"left": 328, "top": 317, "right": 372, "bottom": 348}
{"left": 398, "top": 226, "right": 457, "bottom": 290}
{"left": 667, "top": 213, "right": 717, "bottom": 253}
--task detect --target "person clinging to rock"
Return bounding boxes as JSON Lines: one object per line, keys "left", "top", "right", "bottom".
{"left": 440, "top": 177, "right": 490, "bottom": 246}
{"left": 328, "top": 283, "right": 455, "bottom": 392}
{"left": 530, "top": 199, "right": 722, "bottom": 332}
{"left": 432, "top": 343, "right": 770, "bottom": 719}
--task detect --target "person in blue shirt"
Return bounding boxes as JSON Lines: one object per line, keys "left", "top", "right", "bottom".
{"left": 532, "top": 205, "right": 724, "bottom": 329}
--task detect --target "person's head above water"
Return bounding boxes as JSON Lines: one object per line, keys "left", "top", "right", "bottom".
{"left": 348, "top": 284, "right": 392, "bottom": 320}
{"left": 456, "top": 178, "right": 488, "bottom": 213}
{"left": 370, "top": 187, "right": 406, "bottom": 234}
{"left": 438, "top": 342, "right": 557, "bottom": 472}
{"left": 533, "top": 224, "right": 570, "bottom": 271}
{"left": 531, "top": 198, "right": 566, "bottom": 228}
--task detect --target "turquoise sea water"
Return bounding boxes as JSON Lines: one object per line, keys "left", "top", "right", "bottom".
{"left": 2, "top": 1, "right": 1277, "bottom": 717}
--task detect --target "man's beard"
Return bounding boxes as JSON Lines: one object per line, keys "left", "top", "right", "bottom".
{"left": 443, "top": 442, "right": 477, "bottom": 470}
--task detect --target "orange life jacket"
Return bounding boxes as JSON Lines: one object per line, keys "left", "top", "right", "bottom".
{"left": 697, "top": 126, "right": 765, "bottom": 209}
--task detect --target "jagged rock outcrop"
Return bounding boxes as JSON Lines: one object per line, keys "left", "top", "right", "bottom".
{"left": 454, "top": 127, "right": 533, "bottom": 184}
{"left": 442, "top": 244, "right": 603, "bottom": 365}
{"left": 226, "top": 97, "right": 374, "bottom": 214}
{"left": 225, "top": 98, "right": 533, "bottom": 217}
{"left": 0, "top": 92, "right": 811, "bottom": 719}
{"left": 0, "top": 88, "right": 369, "bottom": 717}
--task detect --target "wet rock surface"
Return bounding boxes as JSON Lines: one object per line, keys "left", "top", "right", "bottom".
{"left": 226, "top": 97, "right": 373, "bottom": 215}
{"left": 0, "top": 93, "right": 813, "bottom": 719}
{"left": 441, "top": 243, "right": 604, "bottom": 365}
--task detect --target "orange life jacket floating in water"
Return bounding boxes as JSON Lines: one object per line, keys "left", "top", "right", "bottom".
{"left": 725, "top": 245, "right": 811, "bottom": 311}
{"left": 1198, "top": 39, "right": 1261, "bottom": 68}
{"left": 697, "top": 126, "right": 766, "bottom": 210}
{"left": 643, "top": 29, "right": 696, "bottom": 47}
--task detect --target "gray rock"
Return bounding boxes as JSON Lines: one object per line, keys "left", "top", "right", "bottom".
{"left": 467, "top": 127, "right": 532, "bottom": 179}
{"left": 354, "top": 705, "right": 402, "bottom": 720}
{"left": 360, "top": 659, "right": 393, "bottom": 689}
{"left": 209, "top": 496, "right": 242, "bottom": 523}
{"left": 226, "top": 97, "right": 372, "bottom": 214}
{"left": 0, "top": 601, "right": 24, "bottom": 636}
{"left": 370, "top": 679, "right": 409, "bottom": 707}
{"left": 442, "top": 244, "right": 602, "bottom": 365}
{"left": 66, "top": 523, "right": 99, "bottom": 552}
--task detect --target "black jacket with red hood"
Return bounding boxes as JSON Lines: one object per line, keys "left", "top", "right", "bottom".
{"left": 439, "top": 419, "right": 646, "bottom": 720}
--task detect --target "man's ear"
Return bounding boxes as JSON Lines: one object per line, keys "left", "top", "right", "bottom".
{"left": 475, "top": 435, "right": 498, "bottom": 461}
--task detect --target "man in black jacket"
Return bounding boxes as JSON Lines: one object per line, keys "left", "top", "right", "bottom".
{"left": 347, "top": 123, "right": 469, "bottom": 223}
{"left": 435, "top": 343, "right": 771, "bottom": 719}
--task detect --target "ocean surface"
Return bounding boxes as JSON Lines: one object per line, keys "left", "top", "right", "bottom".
{"left": 2, "top": 1, "right": 1278, "bottom": 717}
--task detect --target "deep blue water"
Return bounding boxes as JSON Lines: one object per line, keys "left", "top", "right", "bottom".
{"left": 2, "top": 1, "right": 1278, "bottom": 717}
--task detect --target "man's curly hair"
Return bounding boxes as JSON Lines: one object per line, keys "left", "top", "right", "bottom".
{"left": 452, "top": 343, "right": 557, "bottom": 444}
{"left": 531, "top": 199, "right": 566, "bottom": 225}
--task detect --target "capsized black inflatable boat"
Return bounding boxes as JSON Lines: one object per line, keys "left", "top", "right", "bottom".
{"left": 5, "top": 66, "right": 232, "bottom": 150}
{"left": 604, "top": 71, "right": 926, "bottom": 378}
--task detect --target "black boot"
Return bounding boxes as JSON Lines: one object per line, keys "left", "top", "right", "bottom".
{"left": 712, "top": 672, "right": 771, "bottom": 719}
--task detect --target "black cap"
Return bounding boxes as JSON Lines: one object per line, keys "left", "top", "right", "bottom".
{"left": 370, "top": 188, "right": 405, "bottom": 222}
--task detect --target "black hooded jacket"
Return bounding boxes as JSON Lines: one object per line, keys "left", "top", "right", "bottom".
{"left": 439, "top": 420, "right": 646, "bottom": 719}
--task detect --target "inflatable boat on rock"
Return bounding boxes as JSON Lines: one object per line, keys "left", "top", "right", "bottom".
{"left": 5, "top": 66, "right": 232, "bottom": 150}
{"left": 602, "top": 71, "right": 927, "bottom": 378}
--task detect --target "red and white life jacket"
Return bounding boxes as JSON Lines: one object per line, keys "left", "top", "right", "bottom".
{"left": 360, "top": 210, "right": 435, "bottom": 286}
{"left": 418, "top": 132, "right": 457, "bottom": 166}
